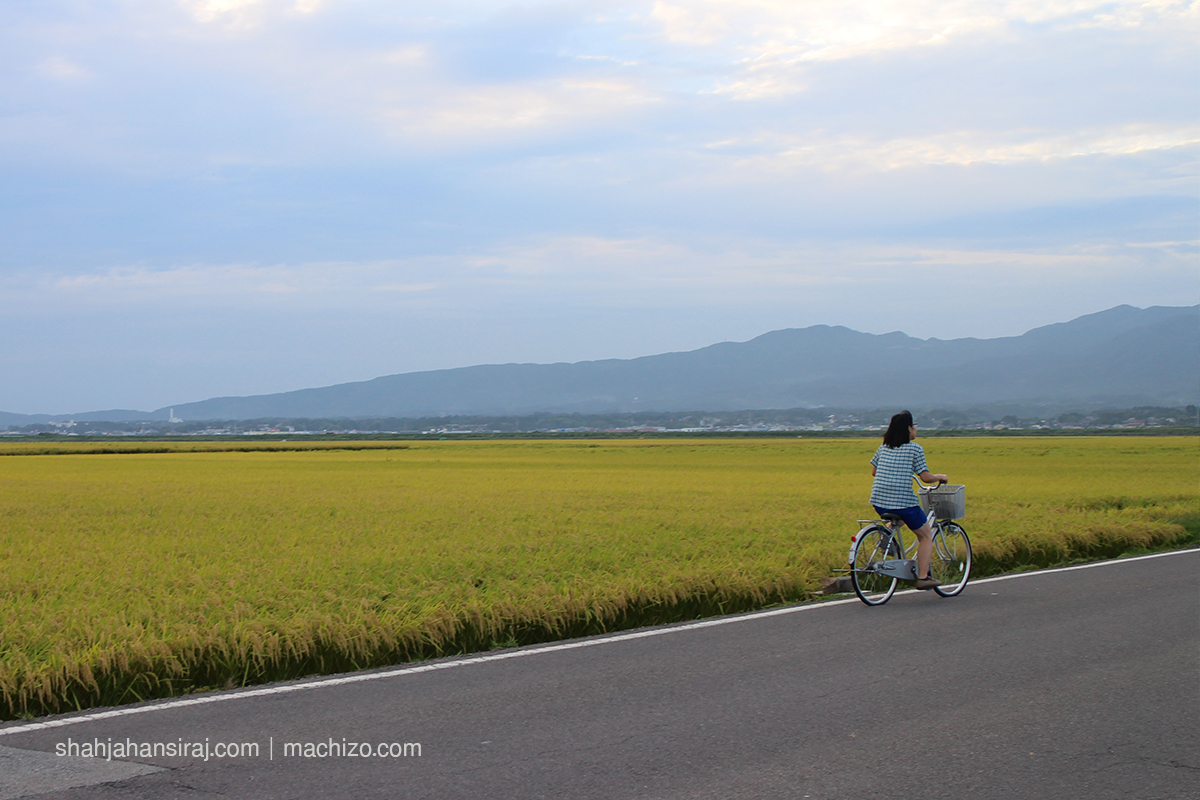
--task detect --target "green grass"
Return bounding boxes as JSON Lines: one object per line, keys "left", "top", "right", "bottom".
{"left": 1, "top": 437, "right": 1195, "bottom": 719}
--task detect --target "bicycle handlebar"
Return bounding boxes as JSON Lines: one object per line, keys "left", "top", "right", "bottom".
{"left": 914, "top": 477, "right": 949, "bottom": 489}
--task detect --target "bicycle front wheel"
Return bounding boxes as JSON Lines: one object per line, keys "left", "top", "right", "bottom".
{"left": 851, "top": 526, "right": 901, "bottom": 606}
{"left": 932, "top": 522, "right": 972, "bottom": 597}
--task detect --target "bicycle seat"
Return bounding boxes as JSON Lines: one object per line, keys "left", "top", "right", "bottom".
{"left": 879, "top": 513, "right": 905, "bottom": 523}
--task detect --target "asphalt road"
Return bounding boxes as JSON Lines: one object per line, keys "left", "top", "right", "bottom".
{"left": 2, "top": 550, "right": 1196, "bottom": 800}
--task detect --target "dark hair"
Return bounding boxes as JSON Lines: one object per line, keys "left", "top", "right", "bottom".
{"left": 882, "top": 410, "right": 914, "bottom": 448}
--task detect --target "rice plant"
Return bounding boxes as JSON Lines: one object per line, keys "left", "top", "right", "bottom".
{"left": 0, "top": 437, "right": 1194, "bottom": 719}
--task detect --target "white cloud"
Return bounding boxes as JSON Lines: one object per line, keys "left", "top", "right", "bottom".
{"left": 36, "top": 260, "right": 456, "bottom": 307}
{"left": 643, "top": 1, "right": 1197, "bottom": 99}
{"left": 374, "top": 282, "right": 440, "bottom": 292}
{"left": 54, "top": 263, "right": 318, "bottom": 296}
{"left": 406, "top": 232, "right": 1192, "bottom": 297}
{"left": 30, "top": 235, "right": 1124, "bottom": 308}
{"left": 36, "top": 56, "right": 92, "bottom": 80}
{"left": 713, "top": 124, "right": 1200, "bottom": 174}
{"left": 376, "top": 78, "right": 660, "bottom": 142}
{"left": 181, "top": 0, "right": 325, "bottom": 26}
{"left": 47, "top": 261, "right": 413, "bottom": 303}
{"left": 6, "top": 0, "right": 1193, "bottom": 164}
{"left": 650, "top": 1, "right": 731, "bottom": 45}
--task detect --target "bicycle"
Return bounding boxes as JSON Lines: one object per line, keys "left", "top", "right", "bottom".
{"left": 845, "top": 481, "right": 972, "bottom": 606}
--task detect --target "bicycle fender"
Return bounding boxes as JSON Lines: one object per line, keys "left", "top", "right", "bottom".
{"left": 848, "top": 525, "right": 878, "bottom": 565}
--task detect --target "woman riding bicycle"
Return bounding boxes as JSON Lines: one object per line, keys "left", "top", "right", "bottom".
{"left": 870, "top": 410, "right": 947, "bottom": 590}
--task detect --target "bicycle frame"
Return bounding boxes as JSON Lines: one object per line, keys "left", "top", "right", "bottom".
{"left": 848, "top": 516, "right": 958, "bottom": 572}
{"left": 850, "top": 517, "right": 921, "bottom": 580}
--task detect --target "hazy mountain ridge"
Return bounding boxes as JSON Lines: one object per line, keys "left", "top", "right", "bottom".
{"left": 3, "top": 305, "right": 1196, "bottom": 424}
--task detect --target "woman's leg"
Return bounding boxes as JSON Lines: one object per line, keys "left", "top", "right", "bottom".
{"left": 913, "top": 521, "right": 934, "bottom": 579}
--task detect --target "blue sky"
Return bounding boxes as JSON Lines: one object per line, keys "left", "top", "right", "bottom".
{"left": 2, "top": 0, "right": 1197, "bottom": 414}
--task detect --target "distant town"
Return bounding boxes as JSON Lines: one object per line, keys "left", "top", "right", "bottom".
{"left": 4, "top": 406, "right": 1196, "bottom": 438}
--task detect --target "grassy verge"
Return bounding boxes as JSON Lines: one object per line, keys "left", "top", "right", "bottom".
{"left": 1, "top": 437, "right": 1195, "bottom": 720}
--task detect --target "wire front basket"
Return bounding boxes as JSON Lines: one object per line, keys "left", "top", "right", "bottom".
{"left": 918, "top": 484, "right": 966, "bottom": 520}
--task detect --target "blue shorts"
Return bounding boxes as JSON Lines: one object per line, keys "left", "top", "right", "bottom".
{"left": 873, "top": 505, "right": 930, "bottom": 531}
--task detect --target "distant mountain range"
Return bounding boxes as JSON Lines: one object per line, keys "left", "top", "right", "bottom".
{"left": 3, "top": 304, "right": 1197, "bottom": 425}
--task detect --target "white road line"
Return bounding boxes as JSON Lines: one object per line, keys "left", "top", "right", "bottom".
{"left": 2, "top": 547, "right": 1196, "bottom": 738}
{"left": 969, "top": 546, "right": 1199, "bottom": 584}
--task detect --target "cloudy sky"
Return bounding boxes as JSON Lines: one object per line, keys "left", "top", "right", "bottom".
{"left": 3, "top": 0, "right": 1196, "bottom": 414}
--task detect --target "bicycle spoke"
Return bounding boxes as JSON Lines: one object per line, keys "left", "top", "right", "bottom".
{"left": 851, "top": 526, "right": 900, "bottom": 606}
{"left": 931, "top": 523, "right": 972, "bottom": 597}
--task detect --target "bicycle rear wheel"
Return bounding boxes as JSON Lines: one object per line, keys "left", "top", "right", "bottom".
{"left": 931, "top": 522, "right": 972, "bottom": 597}
{"left": 851, "top": 526, "right": 902, "bottom": 606}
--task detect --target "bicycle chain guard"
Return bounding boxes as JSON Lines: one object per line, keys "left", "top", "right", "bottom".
{"left": 870, "top": 558, "right": 918, "bottom": 581}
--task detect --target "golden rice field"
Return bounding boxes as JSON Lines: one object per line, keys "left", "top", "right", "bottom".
{"left": 1, "top": 436, "right": 1195, "bottom": 719}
